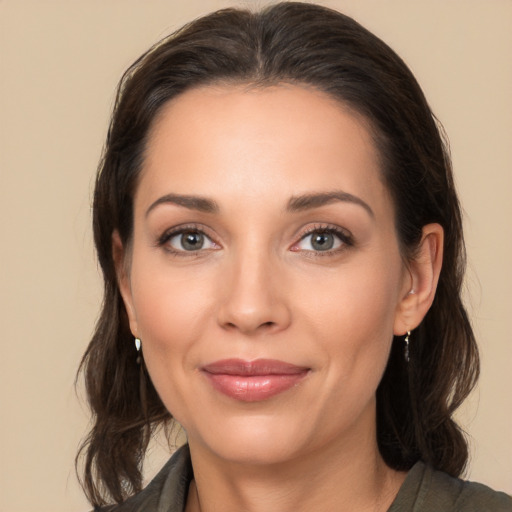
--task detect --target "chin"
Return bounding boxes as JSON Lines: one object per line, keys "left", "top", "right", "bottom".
{"left": 187, "top": 413, "right": 315, "bottom": 466}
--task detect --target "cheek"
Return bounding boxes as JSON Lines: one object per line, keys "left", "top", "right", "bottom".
{"left": 128, "top": 265, "right": 219, "bottom": 426}
{"left": 128, "top": 259, "right": 214, "bottom": 382}
{"left": 304, "top": 255, "right": 402, "bottom": 334}
{"left": 299, "top": 253, "right": 403, "bottom": 377}
{"left": 130, "top": 243, "right": 213, "bottom": 327}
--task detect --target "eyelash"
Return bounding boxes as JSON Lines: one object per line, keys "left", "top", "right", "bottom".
{"left": 157, "top": 224, "right": 219, "bottom": 258}
{"left": 291, "top": 224, "right": 354, "bottom": 257}
{"left": 156, "top": 223, "right": 354, "bottom": 258}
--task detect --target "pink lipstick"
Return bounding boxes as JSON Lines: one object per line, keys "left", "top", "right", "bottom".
{"left": 201, "top": 359, "right": 310, "bottom": 402}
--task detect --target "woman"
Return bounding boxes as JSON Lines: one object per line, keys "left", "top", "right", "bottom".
{"left": 77, "top": 2, "right": 512, "bottom": 511}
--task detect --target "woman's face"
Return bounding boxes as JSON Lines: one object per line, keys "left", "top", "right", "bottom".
{"left": 119, "top": 84, "right": 412, "bottom": 465}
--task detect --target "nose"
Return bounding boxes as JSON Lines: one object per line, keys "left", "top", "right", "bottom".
{"left": 216, "top": 249, "right": 292, "bottom": 336}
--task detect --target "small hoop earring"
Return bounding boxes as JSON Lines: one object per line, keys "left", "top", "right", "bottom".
{"left": 404, "top": 331, "right": 411, "bottom": 362}
{"left": 135, "top": 337, "right": 142, "bottom": 364}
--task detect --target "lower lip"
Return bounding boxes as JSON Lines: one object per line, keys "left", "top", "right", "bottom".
{"left": 203, "top": 372, "right": 309, "bottom": 402}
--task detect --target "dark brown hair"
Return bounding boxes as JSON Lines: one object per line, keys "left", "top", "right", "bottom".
{"left": 77, "top": 2, "right": 479, "bottom": 507}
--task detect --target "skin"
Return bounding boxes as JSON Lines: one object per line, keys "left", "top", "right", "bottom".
{"left": 115, "top": 84, "right": 443, "bottom": 512}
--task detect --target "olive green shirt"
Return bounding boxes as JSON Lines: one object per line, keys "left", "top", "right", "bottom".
{"left": 100, "top": 445, "right": 512, "bottom": 511}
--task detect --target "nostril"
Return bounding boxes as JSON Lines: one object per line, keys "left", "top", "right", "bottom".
{"left": 222, "top": 320, "right": 276, "bottom": 332}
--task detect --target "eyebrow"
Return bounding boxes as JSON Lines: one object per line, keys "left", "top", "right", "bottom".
{"left": 145, "top": 193, "right": 220, "bottom": 217}
{"left": 287, "top": 191, "right": 374, "bottom": 218}
{"left": 145, "top": 190, "right": 374, "bottom": 218}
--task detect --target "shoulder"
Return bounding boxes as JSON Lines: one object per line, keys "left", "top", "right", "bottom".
{"left": 93, "top": 444, "right": 193, "bottom": 512}
{"left": 389, "top": 461, "right": 512, "bottom": 512}
{"left": 445, "top": 477, "right": 512, "bottom": 511}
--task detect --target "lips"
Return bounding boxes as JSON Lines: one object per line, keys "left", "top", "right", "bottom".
{"left": 201, "top": 359, "right": 310, "bottom": 402}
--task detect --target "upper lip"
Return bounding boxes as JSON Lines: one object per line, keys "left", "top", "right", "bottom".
{"left": 201, "top": 358, "right": 310, "bottom": 376}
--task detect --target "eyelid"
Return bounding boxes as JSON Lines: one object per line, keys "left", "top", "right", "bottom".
{"left": 156, "top": 223, "right": 221, "bottom": 255}
{"left": 155, "top": 222, "right": 353, "bottom": 257}
{"left": 290, "top": 223, "right": 354, "bottom": 253}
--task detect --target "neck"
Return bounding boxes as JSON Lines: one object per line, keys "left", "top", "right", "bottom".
{"left": 185, "top": 421, "right": 406, "bottom": 512}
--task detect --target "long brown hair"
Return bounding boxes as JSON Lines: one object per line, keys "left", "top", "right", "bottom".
{"left": 77, "top": 2, "right": 479, "bottom": 506}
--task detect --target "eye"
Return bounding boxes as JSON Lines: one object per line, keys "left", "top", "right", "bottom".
{"left": 298, "top": 230, "right": 341, "bottom": 251}
{"left": 161, "top": 228, "right": 218, "bottom": 253}
{"left": 293, "top": 227, "right": 352, "bottom": 253}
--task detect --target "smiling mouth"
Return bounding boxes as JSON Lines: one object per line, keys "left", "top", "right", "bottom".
{"left": 201, "top": 359, "right": 310, "bottom": 402}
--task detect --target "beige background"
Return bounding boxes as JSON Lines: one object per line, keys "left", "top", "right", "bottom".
{"left": 1, "top": 1, "right": 511, "bottom": 510}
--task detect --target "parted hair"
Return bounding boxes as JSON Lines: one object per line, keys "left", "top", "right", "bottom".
{"left": 77, "top": 2, "right": 479, "bottom": 507}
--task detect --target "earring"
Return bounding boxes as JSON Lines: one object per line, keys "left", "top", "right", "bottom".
{"left": 134, "top": 338, "right": 148, "bottom": 422}
{"left": 135, "top": 337, "right": 142, "bottom": 364}
{"left": 404, "top": 331, "right": 411, "bottom": 362}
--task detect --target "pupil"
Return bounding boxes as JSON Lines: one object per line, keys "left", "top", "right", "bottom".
{"left": 312, "top": 232, "right": 334, "bottom": 251}
{"left": 182, "top": 231, "right": 204, "bottom": 251}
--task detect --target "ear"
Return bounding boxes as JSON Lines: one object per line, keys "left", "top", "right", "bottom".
{"left": 394, "top": 223, "right": 444, "bottom": 335}
{"left": 112, "top": 230, "right": 139, "bottom": 338}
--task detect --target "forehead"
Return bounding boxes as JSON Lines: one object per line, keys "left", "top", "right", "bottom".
{"left": 138, "top": 84, "right": 389, "bottom": 214}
